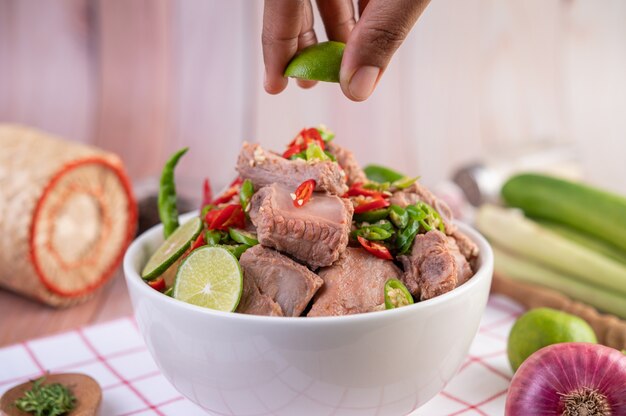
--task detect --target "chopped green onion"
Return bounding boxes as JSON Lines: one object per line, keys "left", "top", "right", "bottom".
{"left": 14, "top": 376, "right": 76, "bottom": 416}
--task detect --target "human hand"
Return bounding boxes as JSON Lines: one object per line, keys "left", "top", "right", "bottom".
{"left": 262, "top": 0, "right": 431, "bottom": 101}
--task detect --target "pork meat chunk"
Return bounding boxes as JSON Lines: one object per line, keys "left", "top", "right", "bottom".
{"left": 235, "top": 268, "right": 283, "bottom": 317}
{"left": 249, "top": 184, "right": 353, "bottom": 269}
{"left": 325, "top": 141, "right": 367, "bottom": 185}
{"left": 308, "top": 248, "right": 403, "bottom": 317}
{"left": 236, "top": 142, "right": 348, "bottom": 195}
{"left": 390, "top": 182, "right": 479, "bottom": 261}
{"left": 398, "top": 230, "right": 473, "bottom": 301}
{"left": 238, "top": 245, "right": 323, "bottom": 316}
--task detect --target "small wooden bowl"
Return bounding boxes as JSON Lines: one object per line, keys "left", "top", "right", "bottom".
{"left": 0, "top": 373, "right": 101, "bottom": 416}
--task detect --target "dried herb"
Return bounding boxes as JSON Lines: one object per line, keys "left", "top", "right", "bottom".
{"left": 14, "top": 376, "right": 76, "bottom": 416}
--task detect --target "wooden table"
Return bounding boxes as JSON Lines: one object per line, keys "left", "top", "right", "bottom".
{"left": 0, "top": 269, "right": 132, "bottom": 347}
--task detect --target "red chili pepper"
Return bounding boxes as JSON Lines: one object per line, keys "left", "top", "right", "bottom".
{"left": 292, "top": 179, "right": 316, "bottom": 208}
{"left": 148, "top": 276, "right": 166, "bottom": 292}
{"left": 282, "top": 143, "right": 303, "bottom": 159}
{"left": 353, "top": 196, "right": 390, "bottom": 214}
{"left": 208, "top": 204, "right": 245, "bottom": 230}
{"left": 347, "top": 182, "right": 384, "bottom": 198}
{"left": 357, "top": 236, "right": 393, "bottom": 260}
{"left": 211, "top": 178, "right": 244, "bottom": 206}
{"left": 201, "top": 178, "right": 213, "bottom": 207}
{"left": 189, "top": 232, "right": 206, "bottom": 252}
{"left": 283, "top": 128, "right": 326, "bottom": 158}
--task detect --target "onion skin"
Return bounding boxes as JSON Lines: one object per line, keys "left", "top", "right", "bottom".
{"left": 505, "top": 343, "right": 626, "bottom": 416}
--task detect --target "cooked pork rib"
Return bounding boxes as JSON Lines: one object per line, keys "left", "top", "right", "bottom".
{"left": 398, "top": 230, "right": 472, "bottom": 301}
{"left": 236, "top": 142, "right": 348, "bottom": 195}
{"left": 249, "top": 184, "right": 353, "bottom": 269}
{"left": 235, "top": 267, "right": 284, "bottom": 317}
{"left": 238, "top": 245, "right": 323, "bottom": 317}
{"left": 325, "top": 141, "right": 367, "bottom": 185}
{"left": 308, "top": 248, "right": 403, "bottom": 317}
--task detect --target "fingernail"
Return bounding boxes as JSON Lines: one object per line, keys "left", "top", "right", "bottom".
{"left": 348, "top": 66, "right": 380, "bottom": 100}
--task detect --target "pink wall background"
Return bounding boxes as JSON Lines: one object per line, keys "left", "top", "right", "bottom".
{"left": 1, "top": 0, "right": 625, "bottom": 194}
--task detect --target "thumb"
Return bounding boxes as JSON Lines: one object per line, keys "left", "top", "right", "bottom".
{"left": 340, "top": 0, "right": 430, "bottom": 101}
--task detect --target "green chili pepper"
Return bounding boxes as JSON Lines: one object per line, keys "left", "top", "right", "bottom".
{"left": 239, "top": 179, "right": 254, "bottom": 211}
{"left": 408, "top": 202, "right": 445, "bottom": 233}
{"left": 352, "top": 224, "right": 394, "bottom": 241}
{"left": 158, "top": 148, "right": 188, "bottom": 238}
{"left": 229, "top": 228, "right": 259, "bottom": 246}
{"left": 392, "top": 176, "right": 419, "bottom": 190}
{"left": 354, "top": 208, "right": 390, "bottom": 223}
{"left": 201, "top": 204, "right": 214, "bottom": 218}
{"left": 290, "top": 151, "right": 307, "bottom": 160}
{"left": 396, "top": 219, "right": 420, "bottom": 254}
{"left": 389, "top": 205, "right": 409, "bottom": 229}
{"left": 205, "top": 229, "right": 225, "bottom": 245}
{"left": 363, "top": 164, "right": 406, "bottom": 184}
{"left": 222, "top": 244, "right": 251, "bottom": 259}
{"left": 305, "top": 143, "right": 330, "bottom": 161}
{"left": 362, "top": 181, "right": 391, "bottom": 192}
{"left": 317, "top": 125, "right": 335, "bottom": 142}
{"left": 384, "top": 279, "right": 414, "bottom": 309}
{"left": 323, "top": 151, "right": 337, "bottom": 162}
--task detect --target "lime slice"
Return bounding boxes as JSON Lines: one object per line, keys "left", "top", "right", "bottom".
{"left": 284, "top": 41, "right": 345, "bottom": 83}
{"left": 172, "top": 246, "right": 243, "bottom": 312}
{"left": 141, "top": 217, "right": 202, "bottom": 280}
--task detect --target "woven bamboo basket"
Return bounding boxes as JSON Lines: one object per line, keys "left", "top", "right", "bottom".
{"left": 0, "top": 125, "right": 137, "bottom": 307}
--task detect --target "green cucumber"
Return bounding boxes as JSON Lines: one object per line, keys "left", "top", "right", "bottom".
{"left": 502, "top": 173, "right": 626, "bottom": 252}
{"left": 141, "top": 217, "right": 203, "bottom": 280}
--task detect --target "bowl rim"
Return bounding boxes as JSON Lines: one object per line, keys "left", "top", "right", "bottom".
{"left": 123, "top": 212, "right": 493, "bottom": 326}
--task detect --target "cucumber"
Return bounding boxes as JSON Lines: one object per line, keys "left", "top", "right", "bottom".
{"left": 502, "top": 173, "right": 626, "bottom": 252}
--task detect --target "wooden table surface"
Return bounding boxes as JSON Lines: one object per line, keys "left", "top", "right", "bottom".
{"left": 0, "top": 269, "right": 133, "bottom": 347}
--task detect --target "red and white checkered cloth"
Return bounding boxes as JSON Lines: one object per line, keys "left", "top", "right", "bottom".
{"left": 0, "top": 295, "right": 524, "bottom": 416}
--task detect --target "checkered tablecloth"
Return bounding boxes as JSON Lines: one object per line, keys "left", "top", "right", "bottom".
{"left": 0, "top": 295, "right": 523, "bottom": 416}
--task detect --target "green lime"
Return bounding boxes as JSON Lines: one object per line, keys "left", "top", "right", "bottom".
{"left": 142, "top": 217, "right": 202, "bottom": 280}
{"left": 507, "top": 307, "right": 597, "bottom": 372}
{"left": 284, "top": 41, "right": 345, "bottom": 83}
{"left": 172, "top": 246, "right": 243, "bottom": 312}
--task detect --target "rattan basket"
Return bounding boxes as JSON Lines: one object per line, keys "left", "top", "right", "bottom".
{"left": 0, "top": 125, "right": 137, "bottom": 307}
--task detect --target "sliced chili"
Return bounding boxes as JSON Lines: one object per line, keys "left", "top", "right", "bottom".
{"left": 292, "top": 179, "right": 316, "bottom": 208}
{"left": 283, "top": 128, "right": 326, "bottom": 159}
{"left": 148, "top": 276, "right": 166, "bottom": 292}
{"left": 201, "top": 177, "right": 213, "bottom": 207}
{"left": 347, "top": 182, "right": 384, "bottom": 198}
{"left": 357, "top": 236, "right": 393, "bottom": 260}
{"left": 212, "top": 178, "right": 243, "bottom": 206}
{"left": 208, "top": 204, "right": 245, "bottom": 230}
{"left": 189, "top": 232, "right": 206, "bottom": 252}
{"left": 353, "top": 195, "right": 390, "bottom": 214}
{"left": 384, "top": 279, "right": 414, "bottom": 309}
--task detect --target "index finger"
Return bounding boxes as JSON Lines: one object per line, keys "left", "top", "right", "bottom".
{"left": 262, "top": 0, "right": 304, "bottom": 94}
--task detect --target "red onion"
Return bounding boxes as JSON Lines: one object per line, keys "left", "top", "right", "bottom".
{"left": 506, "top": 343, "right": 626, "bottom": 416}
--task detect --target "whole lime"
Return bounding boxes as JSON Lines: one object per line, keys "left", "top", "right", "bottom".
{"left": 507, "top": 307, "right": 597, "bottom": 372}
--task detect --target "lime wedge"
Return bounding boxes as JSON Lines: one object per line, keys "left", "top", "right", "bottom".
{"left": 172, "top": 246, "right": 243, "bottom": 312}
{"left": 141, "top": 217, "right": 202, "bottom": 280}
{"left": 284, "top": 41, "right": 345, "bottom": 83}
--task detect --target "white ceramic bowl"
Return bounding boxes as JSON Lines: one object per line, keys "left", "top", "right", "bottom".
{"left": 124, "top": 216, "right": 493, "bottom": 416}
